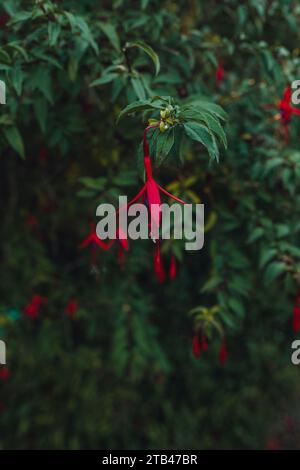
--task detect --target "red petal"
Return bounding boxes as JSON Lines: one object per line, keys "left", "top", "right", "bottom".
{"left": 0, "top": 367, "right": 10, "bottom": 381}
{"left": 293, "top": 306, "right": 300, "bottom": 333}
{"left": 24, "top": 303, "right": 39, "bottom": 318}
{"left": 146, "top": 179, "right": 161, "bottom": 240}
{"left": 66, "top": 300, "right": 78, "bottom": 316}
{"left": 216, "top": 60, "right": 225, "bottom": 87}
{"left": 118, "top": 245, "right": 126, "bottom": 268}
{"left": 158, "top": 184, "right": 186, "bottom": 204}
{"left": 117, "top": 228, "right": 129, "bottom": 251}
{"left": 93, "top": 234, "right": 114, "bottom": 251}
{"left": 169, "top": 254, "right": 177, "bottom": 280}
{"left": 80, "top": 233, "right": 93, "bottom": 248}
{"left": 192, "top": 335, "right": 201, "bottom": 358}
{"left": 290, "top": 106, "right": 300, "bottom": 116}
{"left": 282, "top": 86, "right": 292, "bottom": 104}
{"left": 153, "top": 243, "right": 165, "bottom": 283}
{"left": 219, "top": 339, "right": 228, "bottom": 366}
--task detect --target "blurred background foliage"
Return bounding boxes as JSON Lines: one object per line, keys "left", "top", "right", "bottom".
{"left": 1, "top": 0, "right": 300, "bottom": 450}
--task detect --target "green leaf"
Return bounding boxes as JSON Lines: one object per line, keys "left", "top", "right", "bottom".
{"left": 34, "top": 97, "right": 48, "bottom": 133}
{"left": 259, "top": 248, "right": 277, "bottom": 269}
{"left": 183, "top": 122, "right": 219, "bottom": 160}
{"left": 156, "top": 128, "right": 174, "bottom": 162}
{"left": 264, "top": 261, "right": 286, "bottom": 284}
{"left": 276, "top": 224, "right": 290, "bottom": 238}
{"left": 183, "top": 100, "right": 228, "bottom": 121}
{"left": 228, "top": 298, "right": 245, "bottom": 317}
{"left": 79, "top": 177, "right": 106, "bottom": 190}
{"left": 263, "top": 157, "right": 283, "bottom": 176}
{"left": 247, "top": 227, "right": 264, "bottom": 244}
{"left": 3, "top": 126, "right": 25, "bottom": 158}
{"left": 117, "top": 100, "right": 161, "bottom": 122}
{"left": 90, "top": 73, "right": 119, "bottom": 87}
{"left": 11, "top": 64, "right": 24, "bottom": 96}
{"left": 99, "top": 22, "right": 120, "bottom": 51}
{"left": 126, "top": 40, "right": 160, "bottom": 76}
{"left": 77, "top": 17, "right": 99, "bottom": 54}
{"left": 48, "top": 22, "right": 61, "bottom": 47}
{"left": 201, "top": 276, "right": 222, "bottom": 293}
{"left": 7, "top": 43, "right": 28, "bottom": 61}
{"left": 77, "top": 188, "right": 98, "bottom": 198}
{"left": 201, "top": 112, "right": 227, "bottom": 148}
{"left": 112, "top": 171, "right": 137, "bottom": 186}
{"left": 130, "top": 76, "right": 146, "bottom": 100}
{"left": 0, "top": 48, "right": 11, "bottom": 64}
{"left": 9, "top": 11, "right": 32, "bottom": 24}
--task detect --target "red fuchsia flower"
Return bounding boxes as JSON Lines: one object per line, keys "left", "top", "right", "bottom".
{"left": 293, "top": 293, "right": 300, "bottom": 333}
{"left": 266, "top": 438, "right": 280, "bottom": 450}
{"left": 169, "top": 254, "right": 177, "bottom": 281}
{"left": 192, "top": 334, "right": 201, "bottom": 358}
{"left": 0, "top": 367, "right": 10, "bottom": 381}
{"left": 265, "top": 85, "right": 300, "bottom": 145}
{"left": 83, "top": 102, "right": 93, "bottom": 114}
{"left": 81, "top": 222, "right": 115, "bottom": 265}
{"left": 0, "top": 12, "right": 10, "bottom": 27}
{"left": 39, "top": 147, "right": 49, "bottom": 163}
{"left": 216, "top": 59, "right": 225, "bottom": 88}
{"left": 116, "top": 125, "right": 186, "bottom": 242}
{"left": 117, "top": 233, "right": 130, "bottom": 268}
{"left": 116, "top": 228, "right": 129, "bottom": 267}
{"left": 80, "top": 223, "right": 127, "bottom": 267}
{"left": 265, "top": 86, "right": 300, "bottom": 145}
{"left": 219, "top": 338, "right": 228, "bottom": 366}
{"left": 153, "top": 242, "right": 166, "bottom": 283}
{"left": 118, "top": 245, "right": 125, "bottom": 267}
{"left": 283, "top": 414, "right": 295, "bottom": 433}
{"left": 113, "top": 125, "right": 185, "bottom": 280}
{"left": 65, "top": 299, "right": 78, "bottom": 317}
{"left": 201, "top": 334, "right": 208, "bottom": 351}
{"left": 80, "top": 222, "right": 114, "bottom": 251}
{"left": 293, "top": 306, "right": 300, "bottom": 333}
{"left": 24, "top": 294, "right": 47, "bottom": 319}
{"left": 26, "top": 214, "right": 38, "bottom": 230}
{"left": 278, "top": 86, "right": 300, "bottom": 144}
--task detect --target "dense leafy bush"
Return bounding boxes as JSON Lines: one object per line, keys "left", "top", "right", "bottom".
{"left": 1, "top": 0, "right": 300, "bottom": 450}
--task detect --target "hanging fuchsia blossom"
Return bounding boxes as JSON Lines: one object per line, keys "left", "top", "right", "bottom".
{"left": 39, "top": 147, "right": 49, "bottom": 164}
{"left": 169, "top": 254, "right": 177, "bottom": 281}
{"left": 80, "top": 222, "right": 114, "bottom": 266}
{"left": 265, "top": 86, "right": 300, "bottom": 145}
{"left": 293, "top": 293, "right": 300, "bottom": 333}
{"left": 219, "top": 339, "right": 228, "bottom": 366}
{"left": 24, "top": 294, "right": 47, "bottom": 319}
{"left": 115, "top": 125, "right": 186, "bottom": 241}
{"left": 65, "top": 299, "right": 78, "bottom": 317}
{"left": 192, "top": 334, "right": 201, "bottom": 358}
{"left": 278, "top": 86, "right": 300, "bottom": 144}
{"left": 153, "top": 242, "right": 166, "bottom": 283}
{"left": 100, "top": 125, "right": 185, "bottom": 280}
{"left": 0, "top": 367, "right": 10, "bottom": 381}
{"left": 80, "top": 223, "right": 113, "bottom": 251}
{"left": 82, "top": 125, "right": 185, "bottom": 278}
{"left": 192, "top": 331, "right": 209, "bottom": 359}
{"left": 26, "top": 214, "right": 38, "bottom": 230}
{"left": 216, "top": 59, "right": 225, "bottom": 87}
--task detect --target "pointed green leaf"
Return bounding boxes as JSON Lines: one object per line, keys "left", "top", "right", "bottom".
{"left": 126, "top": 40, "right": 160, "bottom": 76}
{"left": 3, "top": 126, "right": 25, "bottom": 159}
